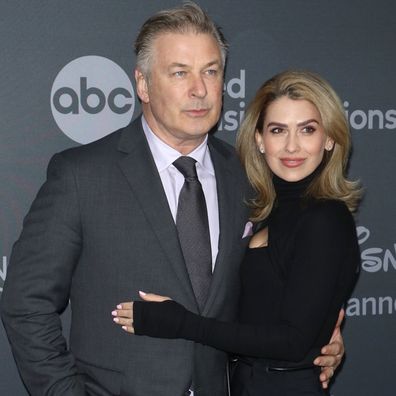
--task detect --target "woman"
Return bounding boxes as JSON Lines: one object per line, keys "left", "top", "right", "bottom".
{"left": 113, "top": 70, "right": 361, "bottom": 395}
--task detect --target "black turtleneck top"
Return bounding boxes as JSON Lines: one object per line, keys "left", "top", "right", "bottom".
{"left": 134, "top": 172, "right": 360, "bottom": 367}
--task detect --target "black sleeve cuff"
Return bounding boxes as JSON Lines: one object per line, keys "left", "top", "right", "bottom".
{"left": 133, "top": 300, "right": 188, "bottom": 339}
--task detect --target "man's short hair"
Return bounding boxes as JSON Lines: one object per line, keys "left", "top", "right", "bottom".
{"left": 134, "top": 1, "right": 228, "bottom": 78}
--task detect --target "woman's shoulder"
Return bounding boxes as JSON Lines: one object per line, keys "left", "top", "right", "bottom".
{"left": 306, "top": 198, "right": 349, "bottom": 214}
{"left": 300, "top": 198, "right": 355, "bottom": 230}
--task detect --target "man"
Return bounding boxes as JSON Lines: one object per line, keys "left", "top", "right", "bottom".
{"left": 1, "top": 2, "right": 342, "bottom": 395}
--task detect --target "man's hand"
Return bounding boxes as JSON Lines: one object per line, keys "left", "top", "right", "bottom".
{"left": 314, "top": 309, "right": 345, "bottom": 389}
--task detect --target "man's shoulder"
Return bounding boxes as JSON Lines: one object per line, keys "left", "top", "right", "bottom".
{"left": 57, "top": 118, "right": 141, "bottom": 164}
{"left": 208, "top": 134, "right": 237, "bottom": 156}
{"left": 207, "top": 134, "right": 242, "bottom": 170}
{"left": 208, "top": 134, "right": 252, "bottom": 195}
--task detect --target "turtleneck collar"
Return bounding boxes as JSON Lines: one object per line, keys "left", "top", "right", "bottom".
{"left": 272, "top": 167, "right": 320, "bottom": 203}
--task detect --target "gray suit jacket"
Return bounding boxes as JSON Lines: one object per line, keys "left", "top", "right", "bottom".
{"left": 1, "top": 117, "right": 251, "bottom": 396}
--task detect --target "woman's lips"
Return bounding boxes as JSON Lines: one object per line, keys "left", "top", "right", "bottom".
{"left": 280, "top": 158, "right": 306, "bottom": 168}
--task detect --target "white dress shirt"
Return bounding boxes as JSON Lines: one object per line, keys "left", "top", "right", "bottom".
{"left": 141, "top": 116, "right": 219, "bottom": 269}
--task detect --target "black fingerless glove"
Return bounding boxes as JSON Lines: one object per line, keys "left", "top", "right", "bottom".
{"left": 133, "top": 300, "right": 188, "bottom": 339}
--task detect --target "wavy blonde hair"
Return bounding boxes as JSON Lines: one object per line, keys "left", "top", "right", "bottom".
{"left": 236, "top": 70, "right": 362, "bottom": 222}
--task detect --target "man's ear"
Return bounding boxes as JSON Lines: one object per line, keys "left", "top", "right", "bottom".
{"left": 134, "top": 69, "right": 149, "bottom": 103}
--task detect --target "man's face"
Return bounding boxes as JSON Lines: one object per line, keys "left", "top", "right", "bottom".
{"left": 135, "top": 32, "right": 224, "bottom": 153}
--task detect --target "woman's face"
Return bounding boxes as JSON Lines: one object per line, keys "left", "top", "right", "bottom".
{"left": 256, "top": 96, "right": 334, "bottom": 182}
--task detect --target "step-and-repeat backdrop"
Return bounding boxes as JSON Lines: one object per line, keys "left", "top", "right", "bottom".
{"left": 1, "top": 1, "right": 395, "bottom": 395}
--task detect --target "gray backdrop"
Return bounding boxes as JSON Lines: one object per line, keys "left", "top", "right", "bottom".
{"left": 1, "top": 1, "right": 395, "bottom": 395}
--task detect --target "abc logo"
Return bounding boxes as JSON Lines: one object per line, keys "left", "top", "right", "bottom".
{"left": 51, "top": 56, "right": 135, "bottom": 144}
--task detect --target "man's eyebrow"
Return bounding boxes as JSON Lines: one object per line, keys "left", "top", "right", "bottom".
{"left": 168, "top": 60, "right": 222, "bottom": 69}
{"left": 169, "top": 62, "right": 189, "bottom": 68}
{"left": 204, "top": 60, "right": 221, "bottom": 67}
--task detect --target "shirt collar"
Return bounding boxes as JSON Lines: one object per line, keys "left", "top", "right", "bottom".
{"left": 141, "top": 115, "right": 214, "bottom": 175}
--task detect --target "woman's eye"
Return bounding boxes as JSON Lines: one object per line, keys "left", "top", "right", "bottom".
{"left": 302, "top": 125, "right": 316, "bottom": 134}
{"left": 270, "top": 127, "right": 283, "bottom": 134}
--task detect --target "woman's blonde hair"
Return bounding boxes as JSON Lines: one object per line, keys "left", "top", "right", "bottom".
{"left": 236, "top": 70, "right": 361, "bottom": 222}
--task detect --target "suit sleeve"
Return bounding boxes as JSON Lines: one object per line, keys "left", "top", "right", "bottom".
{"left": 134, "top": 203, "right": 359, "bottom": 362}
{"left": 1, "top": 153, "right": 86, "bottom": 395}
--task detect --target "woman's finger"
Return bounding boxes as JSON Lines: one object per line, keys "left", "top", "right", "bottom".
{"left": 139, "top": 291, "right": 171, "bottom": 302}
{"left": 121, "top": 325, "right": 135, "bottom": 334}
{"left": 113, "top": 317, "right": 133, "bottom": 326}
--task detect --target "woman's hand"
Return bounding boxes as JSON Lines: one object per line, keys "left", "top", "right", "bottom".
{"left": 112, "top": 291, "right": 171, "bottom": 333}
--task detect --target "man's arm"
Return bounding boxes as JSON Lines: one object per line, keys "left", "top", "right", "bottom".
{"left": 116, "top": 204, "right": 353, "bottom": 389}
{"left": 314, "top": 309, "right": 345, "bottom": 389}
{"left": 1, "top": 153, "right": 85, "bottom": 396}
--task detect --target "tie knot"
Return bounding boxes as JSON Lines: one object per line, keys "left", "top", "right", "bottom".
{"left": 173, "top": 156, "right": 198, "bottom": 180}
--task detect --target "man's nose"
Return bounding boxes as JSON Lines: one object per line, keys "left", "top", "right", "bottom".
{"left": 190, "top": 74, "right": 207, "bottom": 98}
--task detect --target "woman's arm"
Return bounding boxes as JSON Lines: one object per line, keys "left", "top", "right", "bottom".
{"left": 115, "top": 202, "right": 358, "bottom": 362}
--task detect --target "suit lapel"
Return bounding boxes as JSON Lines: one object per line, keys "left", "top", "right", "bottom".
{"left": 203, "top": 137, "right": 237, "bottom": 315}
{"left": 117, "top": 119, "right": 196, "bottom": 306}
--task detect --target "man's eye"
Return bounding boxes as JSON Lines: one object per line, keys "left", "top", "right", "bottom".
{"left": 174, "top": 71, "right": 187, "bottom": 77}
{"left": 205, "top": 69, "right": 218, "bottom": 76}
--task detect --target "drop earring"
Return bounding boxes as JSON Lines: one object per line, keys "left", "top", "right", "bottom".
{"left": 259, "top": 144, "right": 265, "bottom": 154}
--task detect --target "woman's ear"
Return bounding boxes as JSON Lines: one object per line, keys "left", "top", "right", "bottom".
{"left": 325, "top": 137, "right": 335, "bottom": 151}
{"left": 255, "top": 130, "right": 265, "bottom": 153}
